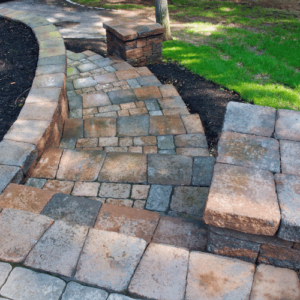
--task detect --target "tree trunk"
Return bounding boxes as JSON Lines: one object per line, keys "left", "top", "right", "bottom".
{"left": 155, "top": 0, "right": 172, "bottom": 41}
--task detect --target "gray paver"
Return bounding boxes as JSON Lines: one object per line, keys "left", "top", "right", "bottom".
{"left": 75, "top": 229, "right": 146, "bottom": 292}
{"left": 0, "top": 267, "right": 66, "bottom": 300}
{"left": 60, "top": 119, "right": 83, "bottom": 149}
{"left": 67, "top": 67, "right": 80, "bottom": 77}
{"left": 73, "top": 77, "right": 97, "bottom": 89}
{"left": 108, "top": 90, "right": 138, "bottom": 104}
{"left": 192, "top": 156, "right": 215, "bottom": 186}
{"left": 144, "top": 99, "right": 160, "bottom": 111}
{"left": 68, "top": 53, "right": 87, "bottom": 61}
{"left": 38, "top": 55, "right": 66, "bottom": 66}
{"left": 157, "top": 135, "right": 175, "bottom": 150}
{"left": 117, "top": 116, "right": 149, "bottom": 137}
{"left": 78, "top": 63, "right": 98, "bottom": 73}
{"left": 146, "top": 185, "right": 173, "bottom": 212}
{"left": 0, "top": 165, "right": 23, "bottom": 194}
{"left": 126, "top": 79, "right": 140, "bottom": 89}
{"left": 108, "top": 294, "right": 137, "bottom": 300}
{"left": 99, "top": 183, "right": 131, "bottom": 198}
{"left": 175, "top": 133, "right": 208, "bottom": 148}
{"left": 275, "top": 109, "right": 300, "bottom": 141}
{"left": 41, "top": 193, "right": 101, "bottom": 227}
{"left": 69, "top": 95, "right": 82, "bottom": 110}
{"left": 32, "top": 73, "right": 64, "bottom": 88}
{"left": 136, "top": 75, "right": 161, "bottom": 86}
{"left": 280, "top": 140, "right": 300, "bottom": 176}
{"left": 25, "top": 178, "right": 47, "bottom": 189}
{"left": 36, "top": 64, "right": 65, "bottom": 76}
{"left": 94, "top": 58, "right": 113, "bottom": 68}
{"left": 159, "top": 149, "right": 176, "bottom": 154}
{"left": 62, "top": 282, "right": 108, "bottom": 300}
{"left": 26, "top": 87, "right": 61, "bottom": 103}
{"left": 0, "top": 263, "right": 12, "bottom": 289}
{"left": 25, "top": 221, "right": 89, "bottom": 277}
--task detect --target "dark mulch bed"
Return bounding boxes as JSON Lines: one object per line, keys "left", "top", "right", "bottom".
{"left": 0, "top": 17, "right": 39, "bottom": 142}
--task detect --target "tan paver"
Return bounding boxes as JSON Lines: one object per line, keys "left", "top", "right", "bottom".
{"left": 181, "top": 114, "right": 205, "bottom": 134}
{"left": 75, "top": 229, "right": 146, "bottom": 292}
{"left": 176, "top": 147, "right": 209, "bottom": 156}
{"left": 72, "top": 182, "right": 100, "bottom": 197}
{"left": 134, "top": 200, "right": 146, "bottom": 209}
{"left": 99, "top": 137, "right": 118, "bottom": 147}
{"left": 135, "top": 66, "right": 152, "bottom": 76}
{"left": 115, "top": 69, "right": 140, "bottom": 80}
{"left": 134, "top": 136, "right": 156, "bottom": 146}
{"left": 94, "top": 73, "right": 118, "bottom": 84}
{"left": 0, "top": 184, "right": 55, "bottom": 214}
{"left": 133, "top": 86, "right": 161, "bottom": 100}
{"left": 143, "top": 146, "right": 157, "bottom": 153}
{"left": 119, "top": 137, "right": 133, "bottom": 146}
{"left": 149, "top": 115, "right": 186, "bottom": 135}
{"left": 76, "top": 138, "right": 98, "bottom": 148}
{"left": 84, "top": 117, "right": 116, "bottom": 138}
{"left": 94, "top": 204, "right": 160, "bottom": 243}
{"left": 99, "top": 183, "right": 131, "bottom": 198}
{"left": 159, "top": 85, "right": 179, "bottom": 98}
{"left": 128, "top": 146, "right": 143, "bottom": 153}
{"left": 129, "top": 243, "right": 189, "bottom": 300}
{"left": 131, "top": 185, "right": 150, "bottom": 199}
{"left": 82, "top": 92, "right": 111, "bottom": 108}
{"left": 43, "top": 180, "right": 74, "bottom": 194}
{"left": 106, "top": 198, "right": 133, "bottom": 207}
{"left": 185, "top": 252, "right": 255, "bottom": 300}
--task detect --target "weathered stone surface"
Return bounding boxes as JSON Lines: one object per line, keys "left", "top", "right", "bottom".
{"left": 204, "top": 163, "right": 280, "bottom": 235}
{"left": 131, "top": 185, "right": 150, "bottom": 199}
{"left": 62, "top": 282, "right": 108, "bottom": 300}
{"left": 99, "top": 137, "right": 118, "bottom": 147}
{"left": 129, "top": 243, "right": 189, "bottom": 300}
{"left": 94, "top": 58, "right": 114, "bottom": 68}
{"left": 72, "top": 182, "right": 100, "bottom": 197}
{"left": 25, "top": 220, "right": 88, "bottom": 277}
{"left": 157, "top": 135, "right": 175, "bottom": 149}
{"left": 136, "top": 75, "right": 161, "bottom": 86}
{"left": 99, "top": 183, "right": 131, "bottom": 198}
{"left": 0, "top": 267, "right": 65, "bottom": 300}
{"left": 99, "top": 153, "right": 147, "bottom": 183}
{"left": 68, "top": 53, "right": 87, "bottom": 61}
{"left": 57, "top": 149, "right": 106, "bottom": 181}
{"left": 258, "top": 244, "right": 300, "bottom": 269}
{"left": 76, "top": 138, "right": 98, "bottom": 148}
{"left": 0, "top": 263, "right": 12, "bottom": 289}
{"left": 67, "top": 67, "right": 80, "bottom": 76}
{"left": 84, "top": 117, "right": 116, "bottom": 138}
{"left": 176, "top": 148, "right": 209, "bottom": 156}
{"left": 223, "top": 102, "right": 276, "bottom": 137}
{"left": 133, "top": 86, "right": 161, "bottom": 100}
{"left": 280, "top": 140, "right": 300, "bottom": 176}
{"left": 31, "top": 148, "right": 62, "bottom": 179}
{"left": 145, "top": 185, "right": 172, "bottom": 212}
{"left": 117, "top": 116, "right": 149, "bottom": 137}
{"left": 150, "top": 115, "right": 186, "bottom": 135}
{"left": 0, "top": 208, "right": 53, "bottom": 263}
{"left": 152, "top": 216, "right": 207, "bottom": 251}
{"left": 133, "top": 200, "right": 146, "bottom": 208}
{"left": 207, "top": 231, "right": 260, "bottom": 263}
{"left": 181, "top": 114, "right": 204, "bottom": 134}
{"left": 275, "top": 109, "right": 300, "bottom": 141}
{"left": 75, "top": 229, "right": 146, "bottom": 292}
{"left": 83, "top": 92, "right": 111, "bottom": 108}
{"left": 0, "top": 165, "right": 23, "bottom": 194}
{"left": 144, "top": 99, "right": 160, "bottom": 111}
{"left": 32, "top": 73, "right": 64, "bottom": 88}
{"left": 94, "top": 204, "right": 160, "bottom": 243}
{"left": 25, "top": 178, "right": 47, "bottom": 189}
{"left": 108, "top": 89, "right": 138, "bottom": 105}
{"left": 106, "top": 198, "right": 133, "bottom": 207}
{"left": 115, "top": 69, "right": 140, "bottom": 80}
{"left": 60, "top": 118, "right": 83, "bottom": 149}
{"left": 133, "top": 136, "right": 156, "bottom": 146}
{"left": 170, "top": 186, "right": 209, "bottom": 219}
{"left": 217, "top": 131, "right": 280, "bottom": 173}
{"left": 185, "top": 252, "right": 255, "bottom": 300}
{"left": 192, "top": 156, "right": 215, "bottom": 187}
{"left": 43, "top": 180, "right": 74, "bottom": 194}
{"left": 38, "top": 54, "right": 66, "bottom": 66}
{"left": 26, "top": 87, "right": 62, "bottom": 103}
{"left": 73, "top": 77, "right": 97, "bottom": 89}
{"left": 175, "top": 133, "right": 207, "bottom": 148}
{"left": 0, "top": 184, "right": 55, "bottom": 214}
{"left": 159, "top": 85, "right": 179, "bottom": 98}
{"left": 107, "top": 294, "right": 137, "bottom": 300}
{"left": 148, "top": 154, "right": 193, "bottom": 185}
{"left": 36, "top": 64, "right": 65, "bottom": 76}
{"left": 78, "top": 63, "right": 98, "bottom": 73}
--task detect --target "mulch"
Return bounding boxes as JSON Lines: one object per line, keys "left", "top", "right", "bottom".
{"left": 0, "top": 17, "right": 39, "bottom": 142}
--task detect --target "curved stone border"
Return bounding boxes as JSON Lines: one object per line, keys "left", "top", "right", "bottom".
{"left": 0, "top": 8, "right": 68, "bottom": 193}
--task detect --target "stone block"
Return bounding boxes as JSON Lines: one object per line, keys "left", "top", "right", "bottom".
{"left": 117, "top": 115, "right": 149, "bottom": 137}
{"left": 176, "top": 147, "right": 209, "bottom": 156}
{"left": 36, "top": 64, "right": 65, "bottom": 76}
{"left": 98, "top": 137, "right": 118, "bottom": 147}
{"left": 157, "top": 135, "right": 175, "bottom": 149}
{"left": 175, "top": 133, "right": 207, "bottom": 149}
{"left": 39, "top": 47, "right": 65, "bottom": 59}
{"left": 94, "top": 73, "right": 118, "bottom": 84}
{"left": 250, "top": 264, "right": 300, "bottom": 300}
{"left": 136, "top": 75, "right": 161, "bottom": 87}
{"left": 148, "top": 154, "right": 193, "bottom": 185}
{"left": 192, "top": 156, "right": 215, "bottom": 187}
{"left": 0, "top": 263, "right": 12, "bottom": 289}
{"left": 149, "top": 115, "right": 186, "bottom": 135}
{"left": 75, "top": 229, "right": 146, "bottom": 292}
{"left": 128, "top": 107, "right": 148, "bottom": 116}
{"left": 113, "top": 62, "right": 134, "bottom": 71}
{"left": 78, "top": 63, "right": 98, "bottom": 73}
{"left": 60, "top": 118, "right": 83, "bottom": 149}
{"left": 43, "top": 180, "right": 74, "bottom": 194}
{"left": 41, "top": 193, "right": 101, "bottom": 227}
{"left": 217, "top": 131, "right": 280, "bottom": 173}
{"left": 181, "top": 114, "right": 204, "bottom": 134}
{"left": 0, "top": 208, "right": 53, "bottom": 263}
{"left": 82, "top": 92, "right": 111, "bottom": 108}
{"left": 280, "top": 140, "right": 300, "bottom": 176}
{"left": 94, "top": 203, "right": 160, "bottom": 243}
{"left": 131, "top": 185, "right": 150, "bottom": 199}
{"left": 106, "top": 198, "right": 133, "bottom": 207}
{"left": 84, "top": 117, "right": 116, "bottom": 138}
{"left": 32, "top": 73, "right": 64, "bottom": 88}
{"left": 72, "top": 182, "right": 100, "bottom": 197}
{"left": 73, "top": 77, "right": 97, "bottom": 89}
{"left": 129, "top": 243, "right": 189, "bottom": 300}
{"left": 275, "top": 109, "right": 300, "bottom": 141}
{"left": 67, "top": 67, "right": 80, "bottom": 77}
{"left": 99, "top": 153, "right": 147, "bottom": 184}
{"left": 133, "top": 86, "right": 161, "bottom": 100}
{"left": 99, "top": 183, "right": 131, "bottom": 198}
{"left": 144, "top": 99, "right": 160, "bottom": 111}
{"left": 152, "top": 216, "right": 207, "bottom": 251}
{"left": 203, "top": 163, "right": 280, "bottom": 236}
{"left": 107, "top": 294, "right": 136, "bottom": 300}
{"left": 145, "top": 185, "right": 172, "bottom": 212}
{"left": 133, "top": 136, "right": 156, "bottom": 146}
{"left": 68, "top": 53, "right": 87, "bottom": 61}
{"left": 94, "top": 58, "right": 114, "bottom": 68}
{"left": 38, "top": 54, "right": 66, "bottom": 66}
{"left": 158, "top": 97, "right": 186, "bottom": 109}
{"left": 135, "top": 67, "right": 152, "bottom": 77}
{"left": 108, "top": 89, "right": 138, "bottom": 105}
{"left": 143, "top": 145, "right": 157, "bottom": 153}
{"left": 25, "top": 178, "right": 47, "bottom": 189}
{"left": 115, "top": 69, "right": 140, "bottom": 80}
{"left": 185, "top": 252, "right": 255, "bottom": 300}
{"left": 223, "top": 102, "right": 276, "bottom": 137}
{"left": 159, "top": 85, "right": 179, "bottom": 97}
{"left": 76, "top": 138, "right": 98, "bottom": 148}
{"left": 26, "top": 87, "right": 62, "bottom": 103}
{"left": 88, "top": 54, "right": 104, "bottom": 61}
{"left": 0, "top": 165, "right": 23, "bottom": 194}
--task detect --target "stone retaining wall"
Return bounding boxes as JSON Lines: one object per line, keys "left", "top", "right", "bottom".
{"left": 0, "top": 8, "right": 67, "bottom": 193}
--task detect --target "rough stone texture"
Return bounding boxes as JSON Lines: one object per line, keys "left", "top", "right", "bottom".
{"left": 280, "top": 140, "right": 300, "bottom": 176}
{"left": 134, "top": 136, "right": 156, "bottom": 146}
{"left": 62, "top": 282, "right": 108, "bottom": 300}
{"left": 94, "top": 204, "right": 160, "bottom": 243}
{"left": 181, "top": 114, "right": 204, "bottom": 134}
{"left": 159, "top": 85, "right": 179, "bottom": 98}
{"left": 115, "top": 69, "right": 140, "bottom": 80}
{"left": 129, "top": 243, "right": 189, "bottom": 300}
{"left": 192, "top": 156, "right": 215, "bottom": 187}
{"left": 148, "top": 154, "right": 193, "bottom": 185}
{"left": 131, "top": 185, "right": 150, "bottom": 199}
{"left": 41, "top": 193, "right": 101, "bottom": 227}
{"left": 73, "top": 77, "right": 97, "bottom": 89}
{"left": 250, "top": 264, "right": 300, "bottom": 300}
{"left": 108, "top": 90, "right": 138, "bottom": 105}
{"left": 0, "top": 267, "right": 66, "bottom": 300}
{"left": 77, "top": 138, "right": 98, "bottom": 148}
{"left": 275, "top": 109, "right": 300, "bottom": 141}
{"left": 176, "top": 148, "right": 209, "bottom": 156}
{"left": 223, "top": 102, "right": 276, "bottom": 137}
{"left": 57, "top": 149, "right": 106, "bottom": 181}
{"left": 107, "top": 295, "right": 137, "bottom": 300}
{"left": 43, "top": 180, "right": 74, "bottom": 194}
{"left": 0, "top": 208, "right": 53, "bottom": 263}
{"left": 32, "top": 73, "right": 64, "bottom": 88}
{"left": 25, "top": 220, "right": 88, "bottom": 277}
{"left": 60, "top": 118, "right": 83, "bottom": 149}
{"left": 145, "top": 185, "right": 173, "bottom": 212}
{"left": 75, "top": 229, "right": 146, "bottom": 292}
{"left": 149, "top": 115, "right": 186, "bottom": 135}
{"left": 0, "top": 183, "right": 55, "bottom": 214}
{"left": 106, "top": 198, "right": 133, "bottom": 207}
{"left": 157, "top": 135, "right": 175, "bottom": 150}
{"left": 99, "top": 153, "right": 147, "bottom": 183}
{"left": 274, "top": 174, "right": 300, "bottom": 242}
{"left": 185, "top": 252, "right": 255, "bottom": 300}
{"left": 217, "top": 131, "right": 280, "bottom": 173}
{"left": 99, "top": 183, "right": 131, "bottom": 198}
{"left": 117, "top": 115, "right": 149, "bottom": 137}
{"left": 204, "top": 163, "right": 280, "bottom": 236}
{"left": 0, "top": 165, "right": 23, "bottom": 194}
{"left": 84, "top": 117, "right": 116, "bottom": 138}
{"left": 258, "top": 244, "right": 300, "bottom": 269}
{"left": 26, "top": 87, "right": 62, "bottom": 103}
{"left": 170, "top": 186, "right": 209, "bottom": 219}
{"left": 72, "top": 182, "right": 100, "bottom": 197}
{"left": 207, "top": 231, "right": 260, "bottom": 263}
{"left": 174, "top": 133, "right": 207, "bottom": 148}
{"left": 25, "top": 178, "right": 47, "bottom": 189}
{"left": 83, "top": 92, "right": 111, "bottom": 108}
{"left": 134, "top": 86, "right": 161, "bottom": 100}
{"left": 31, "top": 148, "right": 62, "bottom": 179}
{"left": 152, "top": 216, "right": 207, "bottom": 251}
{"left": 0, "top": 263, "right": 12, "bottom": 289}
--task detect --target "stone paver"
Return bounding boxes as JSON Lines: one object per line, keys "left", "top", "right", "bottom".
{"left": 99, "top": 153, "right": 147, "bottom": 183}
{"left": 129, "top": 243, "right": 189, "bottom": 300}
{"left": 159, "top": 85, "right": 179, "bottom": 98}
{"left": 280, "top": 140, "right": 300, "bottom": 176}
{"left": 108, "top": 295, "right": 137, "bottom": 300}
{"left": 83, "top": 92, "right": 111, "bottom": 108}
{"left": 99, "top": 183, "right": 131, "bottom": 198}
{"left": 133, "top": 86, "right": 161, "bottom": 100}
{"left": 75, "top": 229, "right": 146, "bottom": 292}
{"left": 131, "top": 185, "right": 150, "bottom": 199}
{"left": 0, "top": 165, "right": 23, "bottom": 194}
{"left": 204, "top": 163, "right": 281, "bottom": 235}
{"left": 84, "top": 117, "right": 116, "bottom": 138}
{"left": 94, "top": 204, "right": 160, "bottom": 243}
{"left": 0, "top": 208, "right": 53, "bottom": 263}
{"left": 217, "top": 131, "right": 280, "bottom": 173}
{"left": 0, "top": 267, "right": 66, "bottom": 300}
{"left": 185, "top": 252, "right": 255, "bottom": 300}
{"left": 148, "top": 154, "right": 193, "bottom": 185}
{"left": 41, "top": 193, "right": 101, "bottom": 227}
{"left": 157, "top": 135, "right": 175, "bottom": 150}
{"left": 176, "top": 147, "right": 209, "bottom": 156}
{"left": 108, "top": 89, "right": 138, "bottom": 104}
{"left": 145, "top": 185, "right": 173, "bottom": 212}
{"left": 223, "top": 102, "right": 276, "bottom": 137}
{"left": 181, "top": 114, "right": 204, "bottom": 134}
{"left": 61, "top": 282, "right": 108, "bottom": 300}
{"left": 0, "top": 263, "right": 12, "bottom": 289}
{"left": 60, "top": 119, "right": 83, "bottom": 149}
{"left": 106, "top": 198, "right": 133, "bottom": 207}
{"left": 25, "top": 221, "right": 88, "bottom": 277}
{"left": 117, "top": 116, "right": 149, "bottom": 137}
{"left": 175, "top": 133, "right": 207, "bottom": 148}
{"left": 250, "top": 264, "right": 300, "bottom": 300}
{"left": 192, "top": 156, "right": 215, "bottom": 186}
{"left": 25, "top": 178, "right": 47, "bottom": 189}
{"left": 43, "top": 180, "right": 74, "bottom": 194}
{"left": 72, "top": 181, "right": 100, "bottom": 197}
{"left": 57, "top": 149, "right": 106, "bottom": 181}
{"left": 149, "top": 115, "right": 186, "bottom": 135}
{"left": 74, "top": 77, "right": 97, "bottom": 89}
{"left": 0, "top": 183, "right": 55, "bottom": 214}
